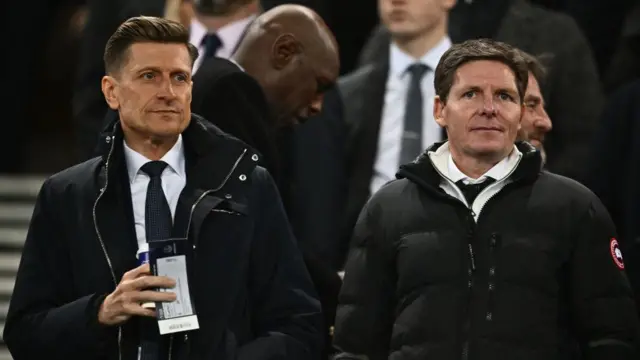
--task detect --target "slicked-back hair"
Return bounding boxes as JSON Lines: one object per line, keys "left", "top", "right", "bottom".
{"left": 517, "top": 49, "right": 548, "bottom": 87}
{"left": 103, "top": 16, "right": 199, "bottom": 75}
{"left": 434, "top": 39, "right": 529, "bottom": 104}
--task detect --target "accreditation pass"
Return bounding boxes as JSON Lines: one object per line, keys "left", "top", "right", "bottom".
{"left": 155, "top": 255, "right": 200, "bottom": 334}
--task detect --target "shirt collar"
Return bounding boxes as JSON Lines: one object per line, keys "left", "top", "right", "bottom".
{"left": 428, "top": 142, "right": 522, "bottom": 184}
{"left": 389, "top": 36, "right": 452, "bottom": 79}
{"left": 447, "top": 144, "right": 522, "bottom": 184}
{"left": 190, "top": 15, "right": 256, "bottom": 52}
{"left": 123, "top": 134, "right": 186, "bottom": 183}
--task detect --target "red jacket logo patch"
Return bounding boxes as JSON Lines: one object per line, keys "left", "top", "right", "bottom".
{"left": 610, "top": 238, "right": 624, "bottom": 270}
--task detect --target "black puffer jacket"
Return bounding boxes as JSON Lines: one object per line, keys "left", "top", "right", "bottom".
{"left": 334, "top": 142, "right": 639, "bottom": 360}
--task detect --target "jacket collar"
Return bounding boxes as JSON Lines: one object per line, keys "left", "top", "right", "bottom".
{"left": 95, "top": 113, "right": 257, "bottom": 192}
{"left": 397, "top": 141, "right": 541, "bottom": 194}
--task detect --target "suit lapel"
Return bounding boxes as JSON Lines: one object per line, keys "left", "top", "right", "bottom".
{"left": 340, "top": 57, "right": 389, "bottom": 248}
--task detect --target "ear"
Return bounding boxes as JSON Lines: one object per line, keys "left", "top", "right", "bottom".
{"left": 101, "top": 75, "right": 120, "bottom": 110}
{"left": 271, "top": 33, "right": 300, "bottom": 70}
{"left": 434, "top": 95, "right": 447, "bottom": 128}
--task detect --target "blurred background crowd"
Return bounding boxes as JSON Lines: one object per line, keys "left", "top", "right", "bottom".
{"left": 2, "top": 0, "right": 639, "bottom": 174}
{"left": 1, "top": 0, "right": 640, "bottom": 358}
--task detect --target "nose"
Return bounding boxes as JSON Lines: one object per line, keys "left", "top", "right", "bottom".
{"left": 534, "top": 108, "right": 552, "bottom": 133}
{"left": 157, "top": 77, "right": 177, "bottom": 98}
{"left": 481, "top": 97, "right": 497, "bottom": 116}
{"left": 307, "top": 95, "right": 324, "bottom": 117}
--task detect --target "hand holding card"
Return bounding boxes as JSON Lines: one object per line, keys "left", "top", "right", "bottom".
{"left": 97, "top": 264, "right": 177, "bottom": 326}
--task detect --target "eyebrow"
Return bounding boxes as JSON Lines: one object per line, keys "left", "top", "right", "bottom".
{"left": 464, "top": 86, "right": 482, "bottom": 93}
{"left": 525, "top": 94, "right": 543, "bottom": 104}
{"left": 462, "top": 86, "right": 518, "bottom": 95}
{"left": 135, "top": 66, "right": 190, "bottom": 75}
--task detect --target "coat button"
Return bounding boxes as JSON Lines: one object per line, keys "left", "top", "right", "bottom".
{"left": 105, "top": 136, "right": 111, "bottom": 144}
{"left": 489, "top": 267, "right": 495, "bottom": 276}
{"left": 225, "top": 194, "right": 232, "bottom": 199}
{"left": 488, "top": 283, "right": 494, "bottom": 291}
{"left": 486, "top": 312, "right": 492, "bottom": 321}
{"left": 251, "top": 154, "right": 259, "bottom": 162}
{"left": 239, "top": 174, "right": 247, "bottom": 181}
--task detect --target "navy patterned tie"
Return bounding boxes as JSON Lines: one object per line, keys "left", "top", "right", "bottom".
{"left": 400, "top": 63, "right": 430, "bottom": 165}
{"left": 139, "top": 160, "right": 172, "bottom": 360}
{"left": 141, "top": 161, "right": 172, "bottom": 242}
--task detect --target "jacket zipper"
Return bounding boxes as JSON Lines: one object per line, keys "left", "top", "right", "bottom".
{"left": 461, "top": 207, "right": 476, "bottom": 360}
{"left": 427, "top": 162, "right": 477, "bottom": 360}
{"left": 460, "top": 180, "right": 521, "bottom": 360}
{"left": 168, "top": 148, "right": 248, "bottom": 360}
{"left": 91, "top": 133, "right": 122, "bottom": 360}
{"left": 183, "top": 148, "right": 248, "bottom": 242}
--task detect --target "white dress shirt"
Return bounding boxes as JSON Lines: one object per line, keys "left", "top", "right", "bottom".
{"left": 428, "top": 142, "right": 522, "bottom": 221}
{"left": 124, "top": 136, "right": 187, "bottom": 250}
{"left": 189, "top": 15, "right": 256, "bottom": 74}
{"left": 370, "top": 36, "right": 452, "bottom": 194}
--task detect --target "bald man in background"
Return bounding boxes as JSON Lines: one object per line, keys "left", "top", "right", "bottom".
{"left": 191, "top": 5, "right": 342, "bottom": 357}
{"left": 192, "top": 4, "right": 339, "bottom": 191}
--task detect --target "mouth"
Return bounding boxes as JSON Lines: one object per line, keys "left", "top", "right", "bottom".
{"left": 388, "top": 9, "right": 408, "bottom": 20}
{"left": 471, "top": 127, "right": 504, "bottom": 132}
{"left": 150, "top": 110, "right": 180, "bottom": 114}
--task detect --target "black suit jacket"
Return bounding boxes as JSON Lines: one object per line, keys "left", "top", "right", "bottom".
{"left": 358, "top": 0, "right": 603, "bottom": 184}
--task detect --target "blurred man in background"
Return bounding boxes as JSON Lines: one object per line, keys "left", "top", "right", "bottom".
{"left": 325, "top": 0, "right": 455, "bottom": 271}
{"left": 515, "top": 50, "right": 552, "bottom": 164}
{"left": 191, "top": 5, "right": 341, "bottom": 356}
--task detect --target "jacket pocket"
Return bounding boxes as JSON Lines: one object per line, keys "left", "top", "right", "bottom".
{"left": 212, "top": 199, "right": 249, "bottom": 217}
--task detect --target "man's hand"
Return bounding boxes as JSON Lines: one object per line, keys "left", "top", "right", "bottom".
{"left": 97, "top": 264, "right": 176, "bottom": 326}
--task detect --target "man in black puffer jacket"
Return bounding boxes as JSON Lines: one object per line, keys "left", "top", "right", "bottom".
{"left": 333, "top": 39, "right": 639, "bottom": 360}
